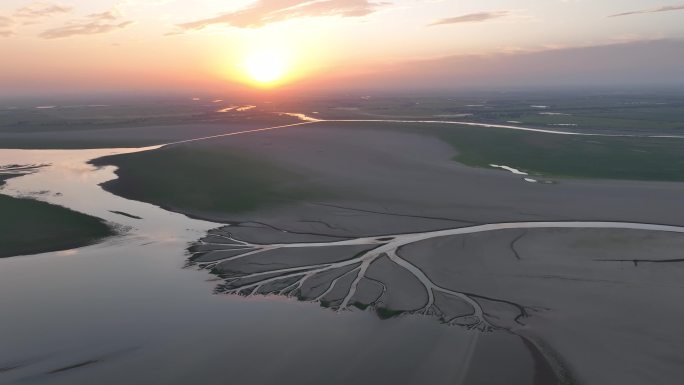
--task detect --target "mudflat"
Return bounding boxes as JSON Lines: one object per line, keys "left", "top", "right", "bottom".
{"left": 90, "top": 118, "right": 684, "bottom": 384}
{"left": 100, "top": 122, "right": 684, "bottom": 230}
{"left": 3, "top": 99, "right": 684, "bottom": 385}
{"left": 0, "top": 168, "right": 114, "bottom": 258}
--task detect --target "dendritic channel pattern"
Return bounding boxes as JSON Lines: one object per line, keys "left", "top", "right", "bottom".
{"left": 188, "top": 221, "right": 684, "bottom": 332}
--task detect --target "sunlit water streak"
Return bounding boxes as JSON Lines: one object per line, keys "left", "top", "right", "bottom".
{"left": 287, "top": 112, "right": 684, "bottom": 138}
{"left": 489, "top": 164, "right": 538, "bottom": 183}
{"left": 0, "top": 146, "right": 217, "bottom": 244}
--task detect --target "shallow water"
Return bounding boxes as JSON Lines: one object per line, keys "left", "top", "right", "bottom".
{"left": 4, "top": 108, "right": 684, "bottom": 383}
{"left": 0, "top": 147, "right": 543, "bottom": 385}
{"left": 489, "top": 164, "right": 538, "bottom": 183}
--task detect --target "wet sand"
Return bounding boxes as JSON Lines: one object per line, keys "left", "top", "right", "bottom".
{"left": 0, "top": 115, "right": 300, "bottom": 149}
{"left": 100, "top": 122, "right": 684, "bottom": 231}
{"left": 3, "top": 117, "right": 684, "bottom": 384}
{"left": 0, "top": 145, "right": 550, "bottom": 385}
{"left": 151, "top": 122, "right": 684, "bottom": 384}
{"left": 191, "top": 223, "right": 684, "bottom": 384}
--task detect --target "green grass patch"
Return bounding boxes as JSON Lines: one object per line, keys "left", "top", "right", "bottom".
{"left": 326, "top": 120, "right": 684, "bottom": 182}
{"left": 376, "top": 307, "right": 404, "bottom": 319}
{"left": 0, "top": 195, "right": 114, "bottom": 258}
{"left": 96, "top": 145, "right": 327, "bottom": 214}
{"left": 434, "top": 126, "right": 684, "bottom": 182}
{"left": 511, "top": 113, "right": 683, "bottom": 132}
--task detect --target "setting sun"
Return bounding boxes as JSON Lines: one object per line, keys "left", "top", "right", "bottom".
{"left": 4, "top": 1, "right": 684, "bottom": 384}
{"left": 243, "top": 50, "right": 288, "bottom": 86}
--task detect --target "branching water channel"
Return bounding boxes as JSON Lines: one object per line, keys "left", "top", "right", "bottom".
{"left": 2, "top": 113, "right": 684, "bottom": 384}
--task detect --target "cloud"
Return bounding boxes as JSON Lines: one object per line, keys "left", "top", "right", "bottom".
{"left": 39, "top": 10, "right": 133, "bottom": 39}
{"left": 331, "top": 39, "right": 684, "bottom": 91}
{"left": 609, "top": 4, "right": 684, "bottom": 17}
{"left": 14, "top": 2, "right": 73, "bottom": 19}
{"left": 87, "top": 10, "right": 120, "bottom": 21}
{"left": 429, "top": 11, "right": 509, "bottom": 26}
{"left": 1, "top": 2, "right": 72, "bottom": 36}
{"left": 177, "top": 0, "right": 388, "bottom": 30}
{"left": 0, "top": 16, "right": 13, "bottom": 27}
{"left": 0, "top": 15, "right": 14, "bottom": 37}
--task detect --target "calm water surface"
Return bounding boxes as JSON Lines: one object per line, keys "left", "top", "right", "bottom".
{"left": 0, "top": 148, "right": 540, "bottom": 385}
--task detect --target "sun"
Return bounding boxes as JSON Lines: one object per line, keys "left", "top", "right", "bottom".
{"left": 243, "top": 50, "right": 288, "bottom": 86}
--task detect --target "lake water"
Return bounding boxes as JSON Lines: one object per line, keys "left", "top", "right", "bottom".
{"left": 0, "top": 147, "right": 542, "bottom": 385}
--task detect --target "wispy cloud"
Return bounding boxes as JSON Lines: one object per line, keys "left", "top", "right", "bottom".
{"left": 177, "top": 0, "right": 388, "bottom": 31}
{"left": 609, "top": 4, "right": 684, "bottom": 17}
{"left": 0, "top": 16, "right": 12, "bottom": 27}
{"left": 39, "top": 10, "right": 133, "bottom": 39}
{"left": 429, "top": 11, "right": 509, "bottom": 26}
{"left": 14, "top": 2, "right": 72, "bottom": 19}
{"left": 0, "top": 15, "right": 14, "bottom": 37}
{"left": 0, "top": 2, "right": 72, "bottom": 36}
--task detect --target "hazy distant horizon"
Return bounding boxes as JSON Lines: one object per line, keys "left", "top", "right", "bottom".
{"left": 2, "top": 80, "right": 684, "bottom": 106}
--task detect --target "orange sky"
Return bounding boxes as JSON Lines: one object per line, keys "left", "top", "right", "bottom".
{"left": 1, "top": 1, "right": 684, "bottom": 95}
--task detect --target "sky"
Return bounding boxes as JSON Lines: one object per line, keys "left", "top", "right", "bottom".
{"left": 1, "top": 0, "right": 683, "bottom": 95}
